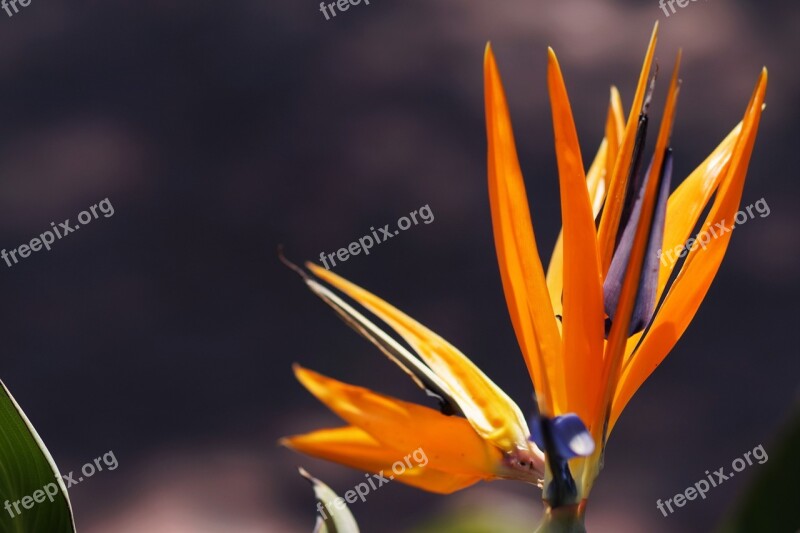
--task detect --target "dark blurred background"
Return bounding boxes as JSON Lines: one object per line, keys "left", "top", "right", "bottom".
{"left": 0, "top": 0, "right": 797, "bottom": 531}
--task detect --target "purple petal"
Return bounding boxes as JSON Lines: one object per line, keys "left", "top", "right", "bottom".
{"left": 529, "top": 413, "right": 594, "bottom": 460}
{"left": 603, "top": 148, "right": 674, "bottom": 335}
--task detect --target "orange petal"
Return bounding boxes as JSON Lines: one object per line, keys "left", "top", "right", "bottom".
{"left": 649, "top": 50, "right": 682, "bottom": 212}
{"left": 546, "top": 84, "right": 622, "bottom": 320}
{"left": 545, "top": 142, "right": 604, "bottom": 326}
{"left": 597, "top": 23, "right": 659, "bottom": 275}
{"left": 284, "top": 427, "right": 482, "bottom": 494}
{"left": 306, "top": 263, "right": 533, "bottom": 455}
{"left": 547, "top": 48, "right": 605, "bottom": 425}
{"left": 593, "top": 51, "right": 682, "bottom": 443}
{"left": 580, "top": 57, "right": 680, "bottom": 495}
{"left": 484, "top": 43, "right": 565, "bottom": 415}
{"left": 611, "top": 68, "right": 767, "bottom": 430}
{"left": 293, "top": 365, "right": 503, "bottom": 479}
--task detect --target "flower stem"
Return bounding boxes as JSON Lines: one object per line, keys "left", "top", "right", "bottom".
{"left": 534, "top": 501, "right": 587, "bottom": 533}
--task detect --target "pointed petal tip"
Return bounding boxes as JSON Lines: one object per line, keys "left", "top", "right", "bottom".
{"left": 297, "top": 467, "right": 319, "bottom": 486}
{"left": 293, "top": 365, "right": 333, "bottom": 397}
{"left": 546, "top": 49, "right": 560, "bottom": 79}
{"left": 642, "top": 23, "right": 658, "bottom": 59}
{"left": 305, "top": 262, "right": 334, "bottom": 288}
{"left": 751, "top": 68, "right": 768, "bottom": 104}
{"left": 484, "top": 43, "right": 496, "bottom": 66}
{"left": 292, "top": 363, "right": 313, "bottom": 385}
{"left": 305, "top": 260, "right": 323, "bottom": 274}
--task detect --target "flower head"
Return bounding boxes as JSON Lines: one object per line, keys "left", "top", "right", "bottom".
{"left": 280, "top": 259, "right": 548, "bottom": 494}
{"left": 280, "top": 22, "right": 767, "bottom": 516}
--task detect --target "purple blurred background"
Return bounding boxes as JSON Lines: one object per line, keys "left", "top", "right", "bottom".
{"left": 0, "top": 0, "right": 797, "bottom": 531}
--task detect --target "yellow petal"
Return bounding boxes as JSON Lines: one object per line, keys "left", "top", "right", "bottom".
{"left": 547, "top": 48, "right": 605, "bottom": 425}
{"left": 484, "top": 43, "right": 565, "bottom": 416}
{"left": 656, "top": 123, "right": 742, "bottom": 299}
{"left": 620, "top": 121, "right": 743, "bottom": 365}
{"left": 611, "top": 68, "right": 767, "bottom": 430}
{"left": 304, "top": 276, "right": 461, "bottom": 415}
{"left": 293, "top": 365, "right": 504, "bottom": 479}
{"left": 545, "top": 230, "right": 565, "bottom": 327}
{"left": 589, "top": 140, "right": 610, "bottom": 217}
{"left": 597, "top": 23, "right": 658, "bottom": 275}
{"left": 306, "top": 263, "right": 532, "bottom": 455}
{"left": 605, "top": 86, "right": 625, "bottom": 202}
{"left": 285, "top": 427, "right": 483, "bottom": 494}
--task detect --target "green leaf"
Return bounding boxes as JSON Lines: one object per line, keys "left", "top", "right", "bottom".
{"left": 0, "top": 380, "right": 75, "bottom": 533}
{"left": 299, "top": 468, "right": 359, "bottom": 533}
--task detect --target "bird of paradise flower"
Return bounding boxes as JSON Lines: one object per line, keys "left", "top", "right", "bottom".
{"left": 281, "top": 22, "right": 767, "bottom": 532}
